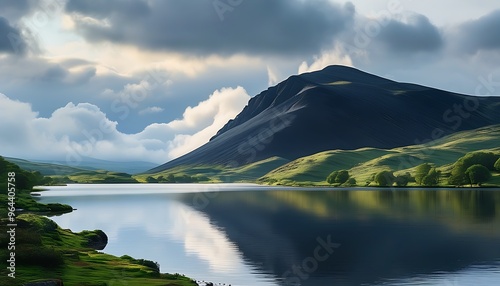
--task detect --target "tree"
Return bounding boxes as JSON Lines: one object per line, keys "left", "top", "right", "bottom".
{"left": 146, "top": 176, "right": 159, "bottom": 183}
{"left": 421, "top": 168, "right": 440, "bottom": 186}
{"left": 449, "top": 152, "right": 500, "bottom": 186}
{"left": 326, "top": 170, "right": 350, "bottom": 185}
{"left": 395, "top": 172, "right": 413, "bottom": 187}
{"left": 335, "top": 170, "right": 350, "bottom": 184}
{"left": 167, "top": 174, "right": 175, "bottom": 182}
{"left": 415, "top": 163, "right": 432, "bottom": 185}
{"left": 345, "top": 178, "right": 357, "bottom": 187}
{"left": 375, "top": 171, "right": 395, "bottom": 186}
{"left": 495, "top": 158, "right": 500, "bottom": 172}
{"left": 326, "top": 171, "right": 339, "bottom": 184}
{"left": 465, "top": 164, "right": 491, "bottom": 186}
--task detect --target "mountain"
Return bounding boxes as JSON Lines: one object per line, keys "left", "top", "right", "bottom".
{"left": 149, "top": 65, "right": 500, "bottom": 173}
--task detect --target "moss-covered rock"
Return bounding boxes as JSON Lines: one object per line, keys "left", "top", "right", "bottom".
{"left": 80, "top": 230, "right": 108, "bottom": 250}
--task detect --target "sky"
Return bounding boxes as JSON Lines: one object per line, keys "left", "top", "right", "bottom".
{"left": 0, "top": 0, "right": 499, "bottom": 165}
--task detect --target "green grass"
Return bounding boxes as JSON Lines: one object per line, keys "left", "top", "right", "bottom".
{"left": 140, "top": 156, "right": 290, "bottom": 183}
{"left": 52, "top": 170, "right": 139, "bottom": 184}
{"left": 0, "top": 188, "right": 73, "bottom": 218}
{"left": 0, "top": 206, "right": 196, "bottom": 285}
{"left": 0, "top": 214, "right": 197, "bottom": 286}
{"left": 3, "top": 157, "right": 90, "bottom": 176}
{"left": 258, "top": 124, "right": 500, "bottom": 186}
{"left": 259, "top": 148, "right": 392, "bottom": 185}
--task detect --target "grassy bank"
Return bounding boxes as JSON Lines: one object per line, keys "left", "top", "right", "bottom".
{"left": 0, "top": 214, "right": 196, "bottom": 286}
{"left": 0, "top": 157, "right": 197, "bottom": 286}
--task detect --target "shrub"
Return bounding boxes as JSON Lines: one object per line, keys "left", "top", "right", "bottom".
{"left": 375, "top": 171, "right": 395, "bottom": 186}
{"left": 344, "top": 177, "right": 357, "bottom": 187}
{"left": 421, "top": 168, "right": 441, "bottom": 186}
{"left": 135, "top": 259, "right": 160, "bottom": 273}
{"left": 495, "top": 158, "right": 500, "bottom": 172}
{"left": 326, "top": 170, "right": 350, "bottom": 185}
{"left": 395, "top": 172, "right": 413, "bottom": 187}
{"left": 465, "top": 164, "right": 492, "bottom": 186}
{"left": 415, "top": 163, "right": 432, "bottom": 185}
{"left": 146, "top": 176, "right": 159, "bottom": 183}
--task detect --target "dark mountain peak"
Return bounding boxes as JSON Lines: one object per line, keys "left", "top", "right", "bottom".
{"left": 302, "top": 65, "right": 396, "bottom": 86}
{"left": 150, "top": 66, "right": 500, "bottom": 174}
{"left": 211, "top": 65, "right": 395, "bottom": 140}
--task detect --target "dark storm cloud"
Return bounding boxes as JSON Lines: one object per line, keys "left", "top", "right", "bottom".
{"left": 0, "top": 0, "right": 44, "bottom": 55}
{"left": 0, "top": 17, "right": 27, "bottom": 54}
{"left": 455, "top": 9, "right": 500, "bottom": 54}
{"left": 377, "top": 14, "right": 443, "bottom": 53}
{"left": 65, "top": 0, "right": 151, "bottom": 19}
{"left": 65, "top": 0, "right": 355, "bottom": 55}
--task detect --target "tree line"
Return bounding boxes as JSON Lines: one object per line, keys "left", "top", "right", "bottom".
{"left": 326, "top": 151, "right": 500, "bottom": 187}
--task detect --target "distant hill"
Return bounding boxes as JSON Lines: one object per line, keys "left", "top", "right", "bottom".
{"left": 3, "top": 157, "right": 89, "bottom": 176}
{"left": 4, "top": 157, "right": 157, "bottom": 175}
{"left": 150, "top": 65, "right": 500, "bottom": 174}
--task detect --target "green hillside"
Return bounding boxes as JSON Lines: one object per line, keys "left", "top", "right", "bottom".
{"left": 137, "top": 156, "right": 290, "bottom": 183}
{"left": 259, "top": 124, "right": 500, "bottom": 186}
{"left": 2, "top": 157, "right": 139, "bottom": 184}
{"left": 3, "top": 157, "right": 90, "bottom": 176}
{"left": 64, "top": 170, "right": 139, "bottom": 183}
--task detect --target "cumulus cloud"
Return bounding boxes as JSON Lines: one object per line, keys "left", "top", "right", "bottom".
{"left": 298, "top": 45, "right": 354, "bottom": 74}
{"left": 165, "top": 86, "right": 250, "bottom": 158}
{"left": 266, "top": 66, "right": 280, "bottom": 86}
{"left": 0, "top": 87, "right": 250, "bottom": 164}
{"left": 65, "top": 0, "right": 355, "bottom": 56}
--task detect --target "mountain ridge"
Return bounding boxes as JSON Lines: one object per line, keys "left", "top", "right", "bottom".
{"left": 149, "top": 65, "right": 500, "bottom": 174}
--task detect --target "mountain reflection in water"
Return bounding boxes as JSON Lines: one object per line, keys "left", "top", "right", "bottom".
{"left": 178, "top": 189, "right": 500, "bottom": 286}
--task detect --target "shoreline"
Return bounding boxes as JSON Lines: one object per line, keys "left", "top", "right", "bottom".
{"left": 1, "top": 187, "right": 197, "bottom": 286}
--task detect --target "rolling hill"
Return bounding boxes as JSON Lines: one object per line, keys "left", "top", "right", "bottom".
{"left": 3, "top": 157, "right": 156, "bottom": 175}
{"left": 259, "top": 124, "right": 500, "bottom": 186}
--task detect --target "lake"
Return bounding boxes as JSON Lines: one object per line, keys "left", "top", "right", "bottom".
{"left": 35, "top": 184, "right": 500, "bottom": 286}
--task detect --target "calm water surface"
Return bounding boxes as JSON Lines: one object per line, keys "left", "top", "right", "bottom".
{"left": 36, "top": 184, "right": 500, "bottom": 286}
